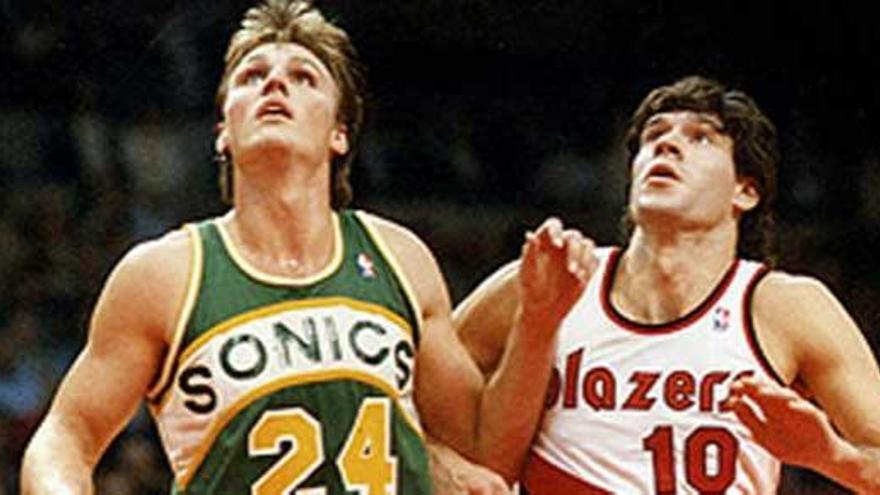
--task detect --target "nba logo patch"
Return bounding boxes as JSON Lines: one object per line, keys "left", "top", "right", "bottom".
{"left": 356, "top": 253, "right": 376, "bottom": 278}
{"left": 712, "top": 307, "right": 730, "bottom": 331}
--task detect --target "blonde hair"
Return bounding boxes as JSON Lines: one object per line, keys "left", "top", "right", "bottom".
{"left": 216, "top": 0, "right": 364, "bottom": 208}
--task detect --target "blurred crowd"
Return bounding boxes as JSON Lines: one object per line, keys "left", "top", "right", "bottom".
{"left": 3, "top": 2, "right": 880, "bottom": 494}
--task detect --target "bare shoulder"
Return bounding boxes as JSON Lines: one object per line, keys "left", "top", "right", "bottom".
{"left": 355, "top": 211, "right": 451, "bottom": 314}
{"left": 356, "top": 211, "right": 436, "bottom": 265}
{"left": 97, "top": 227, "right": 195, "bottom": 342}
{"left": 756, "top": 270, "right": 831, "bottom": 295}
{"left": 454, "top": 261, "right": 520, "bottom": 321}
{"left": 753, "top": 270, "right": 840, "bottom": 318}
{"left": 124, "top": 228, "right": 191, "bottom": 270}
{"left": 112, "top": 229, "right": 192, "bottom": 299}
{"left": 752, "top": 269, "right": 862, "bottom": 381}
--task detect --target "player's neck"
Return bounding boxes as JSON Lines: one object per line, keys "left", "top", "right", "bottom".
{"left": 614, "top": 226, "right": 736, "bottom": 324}
{"left": 224, "top": 169, "right": 336, "bottom": 278}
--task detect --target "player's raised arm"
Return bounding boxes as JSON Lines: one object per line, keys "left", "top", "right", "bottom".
{"left": 479, "top": 218, "right": 596, "bottom": 480}
{"left": 405, "top": 216, "right": 595, "bottom": 482}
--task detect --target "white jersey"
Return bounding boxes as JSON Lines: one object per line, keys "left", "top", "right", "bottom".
{"left": 523, "top": 247, "right": 782, "bottom": 495}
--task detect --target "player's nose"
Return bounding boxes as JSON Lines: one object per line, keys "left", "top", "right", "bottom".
{"left": 261, "top": 68, "right": 289, "bottom": 97}
{"left": 653, "top": 133, "right": 683, "bottom": 160}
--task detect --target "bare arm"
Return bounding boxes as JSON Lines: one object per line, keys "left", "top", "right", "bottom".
{"left": 426, "top": 438, "right": 508, "bottom": 495}
{"left": 453, "top": 261, "right": 520, "bottom": 378}
{"left": 374, "top": 215, "right": 594, "bottom": 482}
{"left": 20, "top": 232, "right": 190, "bottom": 494}
{"left": 728, "top": 273, "right": 880, "bottom": 493}
{"left": 472, "top": 220, "right": 594, "bottom": 481}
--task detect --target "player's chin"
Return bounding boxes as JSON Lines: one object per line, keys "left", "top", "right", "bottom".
{"left": 243, "top": 133, "right": 309, "bottom": 161}
{"left": 630, "top": 201, "right": 686, "bottom": 226}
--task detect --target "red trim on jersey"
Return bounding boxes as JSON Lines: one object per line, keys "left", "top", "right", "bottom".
{"left": 523, "top": 452, "right": 612, "bottom": 495}
{"left": 741, "top": 265, "right": 786, "bottom": 385}
{"left": 600, "top": 247, "right": 741, "bottom": 334}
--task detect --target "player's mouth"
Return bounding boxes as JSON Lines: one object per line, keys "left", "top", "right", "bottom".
{"left": 256, "top": 99, "right": 293, "bottom": 121}
{"left": 643, "top": 162, "right": 682, "bottom": 184}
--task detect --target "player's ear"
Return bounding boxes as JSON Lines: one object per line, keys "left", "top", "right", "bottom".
{"left": 215, "top": 121, "right": 228, "bottom": 155}
{"left": 733, "top": 177, "right": 760, "bottom": 213}
{"left": 330, "top": 123, "right": 349, "bottom": 156}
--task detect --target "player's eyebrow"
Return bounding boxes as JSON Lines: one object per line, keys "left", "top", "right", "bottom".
{"left": 239, "top": 52, "right": 328, "bottom": 78}
{"left": 693, "top": 113, "right": 724, "bottom": 131}
{"left": 643, "top": 114, "right": 667, "bottom": 130}
{"left": 644, "top": 112, "right": 724, "bottom": 131}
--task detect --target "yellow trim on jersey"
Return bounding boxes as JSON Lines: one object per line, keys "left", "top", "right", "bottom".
{"left": 152, "top": 296, "right": 415, "bottom": 411}
{"left": 215, "top": 212, "right": 344, "bottom": 286}
{"left": 179, "top": 296, "right": 413, "bottom": 365}
{"left": 146, "top": 224, "right": 204, "bottom": 402}
{"left": 353, "top": 210, "right": 424, "bottom": 340}
{"left": 176, "top": 369, "right": 424, "bottom": 489}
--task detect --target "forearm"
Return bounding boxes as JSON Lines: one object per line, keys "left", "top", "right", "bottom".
{"left": 815, "top": 439, "right": 880, "bottom": 494}
{"left": 427, "top": 436, "right": 511, "bottom": 495}
{"left": 427, "top": 439, "right": 463, "bottom": 492}
{"left": 427, "top": 439, "right": 476, "bottom": 494}
{"left": 476, "top": 310, "right": 559, "bottom": 482}
{"left": 21, "top": 417, "right": 96, "bottom": 495}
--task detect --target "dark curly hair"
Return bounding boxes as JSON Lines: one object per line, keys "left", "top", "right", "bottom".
{"left": 623, "top": 76, "right": 780, "bottom": 263}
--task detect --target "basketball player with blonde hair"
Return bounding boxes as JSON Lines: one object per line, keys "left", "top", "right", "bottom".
{"left": 20, "top": 1, "right": 591, "bottom": 493}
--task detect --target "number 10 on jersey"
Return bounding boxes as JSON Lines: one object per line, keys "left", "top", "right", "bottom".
{"left": 643, "top": 425, "right": 739, "bottom": 494}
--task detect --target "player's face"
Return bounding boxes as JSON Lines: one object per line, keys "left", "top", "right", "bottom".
{"left": 628, "top": 110, "right": 758, "bottom": 230}
{"left": 216, "top": 42, "right": 348, "bottom": 169}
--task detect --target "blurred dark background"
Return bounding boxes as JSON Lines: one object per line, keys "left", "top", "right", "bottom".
{"left": 1, "top": 1, "right": 878, "bottom": 493}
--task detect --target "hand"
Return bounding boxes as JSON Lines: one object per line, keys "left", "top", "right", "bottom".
{"left": 429, "top": 443, "right": 510, "bottom": 495}
{"left": 519, "top": 217, "right": 597, "bottom": 328}
{"left": 726, "top": 376, "right": 841, "bottom": 469}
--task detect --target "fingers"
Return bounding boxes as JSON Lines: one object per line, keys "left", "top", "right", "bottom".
{"left": 521, "top": 218, "right": 563, "bottom": 276}
{"left": 729, "top": 376, "right": 800, "bottom": 413}
{"left": 727, "top": 376, "right": 826, "bottom": 435}
{"left": 726, "top": 376, "right": 838, "bottom": 466}
{"left": 533, "top": 217, "right": 565, "bottom": 249}
{"left": 522, "top": 218, "right": 561, "bottom": 264}
{"left": 726, "top": 378, "right": 777, "bottom": 445}
{"left": 563, "top": 230, "right": 596, "bottom": 283}
{"left": 523, "top": 217, "right": 597, "bottom": 283}
{"left": 726, "top": 394, "right": 766, "bottom": 433}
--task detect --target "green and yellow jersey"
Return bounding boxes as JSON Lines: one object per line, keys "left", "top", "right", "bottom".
{"left": 146, "top": 210, "right": 432, "bottom": 495}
